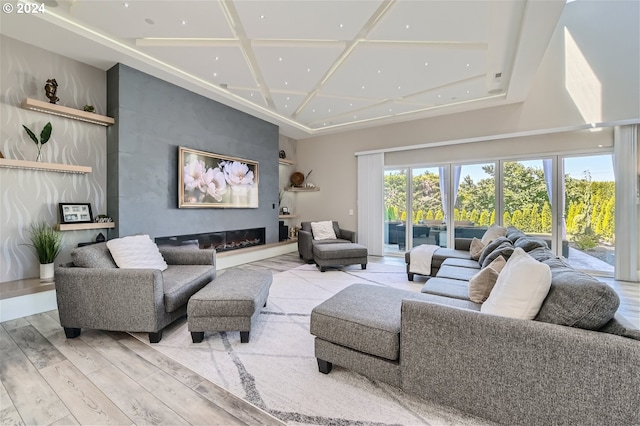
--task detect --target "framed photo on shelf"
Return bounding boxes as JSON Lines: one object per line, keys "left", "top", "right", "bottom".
{"left": 58, "top": 203, "right": 93, "bottom": 224}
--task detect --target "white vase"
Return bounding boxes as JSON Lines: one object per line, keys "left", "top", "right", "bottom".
{"left": 40, "top": 263, "right": 54, "bottom": 282}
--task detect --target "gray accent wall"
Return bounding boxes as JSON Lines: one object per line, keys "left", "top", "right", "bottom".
{"left": 107, "top": 64, "right": 279, "bottom": 243}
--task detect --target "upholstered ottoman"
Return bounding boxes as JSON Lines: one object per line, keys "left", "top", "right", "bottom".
{"left": 187, "top": 269, "right": 272, "bottom": 343}
{"left": 313, "top": 242, "right": 368, "bottom": 272}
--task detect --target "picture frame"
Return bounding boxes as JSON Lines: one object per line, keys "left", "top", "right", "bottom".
{"left": 179, "top": 146, "right": 259, "bottom": 208}
{"left": 58, "top": 203, "right": 93, "bottom": 224}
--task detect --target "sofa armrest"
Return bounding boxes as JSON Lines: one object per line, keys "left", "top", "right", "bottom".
{"left": 54, "top": 265, "right": 165, "bottom": 332}
{"left": 400, "top": 300, "right": 640, "bottom": 426}
{"left": 298, "top": 230, "right": 314, "bottom": 261}
{"left": 339, "top": 228, "right": 356, "bottom": 243}
{"left": 160, "top": 247, "right": 215, "bottom": 266}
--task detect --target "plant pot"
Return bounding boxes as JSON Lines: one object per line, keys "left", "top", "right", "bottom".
{"left": 40, "top": 262, "right": 54, "bottom": 282}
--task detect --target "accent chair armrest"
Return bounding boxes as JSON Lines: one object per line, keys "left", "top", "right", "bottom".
{"left": 55, "top": 265, "right": 165, "bottom": 332}
{"left": 338, "top": 228, "right": 356, "bottom": 243}
{"left": 159, "top": 247, "right": 216, "bottom": 266}
{"left": 298, "top": 229, "right": 314, "bottom": 261}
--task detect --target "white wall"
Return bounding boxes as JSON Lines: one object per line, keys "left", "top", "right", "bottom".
{"left": 0, "top": 36, "right": 108, "bottom": 282}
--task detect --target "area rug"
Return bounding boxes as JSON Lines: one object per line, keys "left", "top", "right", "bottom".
{"left": 130, "top": 262, "right": 492, "bottom": 426}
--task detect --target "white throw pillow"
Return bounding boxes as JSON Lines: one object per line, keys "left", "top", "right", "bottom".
{"left": 481, "top": 247, "right": 551, "bottom": 320}
{"left": 106, "top": 235, "right": 168, "bottom": 271}
{"left": 310, "top": 221, "right": 337, "bottom": 240}
{"left": 481, "top": 223, "right": 507, "bottom": 245}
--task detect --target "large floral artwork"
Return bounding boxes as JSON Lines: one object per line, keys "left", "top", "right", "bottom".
{"left": 179, "top": 147, "right": 259, "bottom": 208}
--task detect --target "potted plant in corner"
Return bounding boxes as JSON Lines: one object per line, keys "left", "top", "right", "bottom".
{"left": 25, "top": 222, "right": 63, "bottom": 282}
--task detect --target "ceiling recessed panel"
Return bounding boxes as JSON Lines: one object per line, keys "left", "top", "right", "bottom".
{"left": 271, "top": 92, "right": 307, "bottom": 116}
{"left": 140, "top": 45, "right": 256, "bottom": 88}
{"left": 71, "top": 1, "right": 233, "bottom": 39}
{"left": 234, "top": 0, "right": 384, "bottom": 40}
{"left": 297, "top": 96, "right": 379, "bottom": 125}
{"left": 253, "top": 45, "right": 344, "bottom": 93}
{"left": 322, "top": 44, "right": 487, "bottom": 100}
{"left": 369, "top": 0, "right": 489, "bottom": 42}
{"left": 404, "top": 78, "right": 487, "bottom": 106}
{"left": 227, "top": 88, "right": 268, "bottom": 108}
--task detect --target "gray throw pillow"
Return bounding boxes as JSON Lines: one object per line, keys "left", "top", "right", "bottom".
{"left": 526, "top": 247, "right": 558, "bottom": 263}
{"left": 481, "top": 242, "right": 515, "bottom": 269}
{"left": 478, "top": 236, "right": 512, "bottom": 266}
{"left": 71, "top": 242, "right": 118, "bottom": 268}
{"left": 535, "top": 261, "right": 620, "bottom": 330}
{"left": 506, "top": 227, "right": 527, "bottom": 243}
{"left": 514, "top": 236, "right": 549, "bottom": 252}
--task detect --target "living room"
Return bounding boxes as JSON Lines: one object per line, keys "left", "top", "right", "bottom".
{"left": 0, "top": 0, "right": 639, "bottom": 425}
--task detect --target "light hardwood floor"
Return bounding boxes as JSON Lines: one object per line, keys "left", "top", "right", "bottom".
{"left": 1, "top": 253, "right": 638, "bottom": 426}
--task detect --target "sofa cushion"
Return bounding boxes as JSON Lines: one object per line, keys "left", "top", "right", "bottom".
{"left": 481, "top": 248, "right": 552, "bottom": 320}
{"left": 107, "top": 235, "right": 168, "bottom": 271}
{"left": 534, "top": 258, "right": 620, "bottom": 330}
{"left": 514, "top": 236, "right": 549, "bottom": 253}
{"left": 469, "top": 256, "right": 506, "bottom": 303}
{"left": 481, "top": 224, "right": 507, "bottom": 245}
{"left": 71, "top": 242, "right": 117, "bottom": 268}
{"left": 441, "top": 258, "right": 482, "bottom": 269}
{"left": 469, "top": 238, "right": 485, "bottom": 260}
{"left": 599, "top": 315, "right": 640, "bottom": 340}
{"left": 435, "top": 265, "right": 478, "bottom": 281}
{"left": 526, "top": 247, "right": 559, "bottom": 263}
{"left": 421, "top": 277, "right": 471, "bottom": 301}
{"left": 311, "top": 221, "right": 337, "bottom": 240}
{"left": 162, "top": 265, "right": 215, "bottom": 312}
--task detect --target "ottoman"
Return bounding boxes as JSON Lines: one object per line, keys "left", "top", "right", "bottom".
{"left": 187, "top": 269, "right": 272, "bottom": 343}
{"left": 312, "top": 242, "right": 368, "bottom": 272}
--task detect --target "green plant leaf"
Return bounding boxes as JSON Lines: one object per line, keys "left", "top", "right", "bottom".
{"left": 24, "top": 222, "right": 63, "bottom": 263}
{"left": 40, "top": 122, "right": 52, "bottom": 145}
{"left": 22, "top": 125, "right": 38, "bottom": 145}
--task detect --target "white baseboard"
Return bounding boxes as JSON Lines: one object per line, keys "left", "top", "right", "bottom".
{"left": 214, "top": 241, "right": 297, "bottom": 270}
{"left": 0, "top": 290, "right": 57, "bottom": 322}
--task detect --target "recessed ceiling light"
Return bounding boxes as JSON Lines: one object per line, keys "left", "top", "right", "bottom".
{"left": 466, "top": 63, "right": 470, "bottom": 67}
{"left": 213, "top": 72, "right": 217, "bottom": 77}
{"left": 349, "top": 103, "right": 353, "bottom": 106}
{"left": 424, "top": 62, "right": 429, "bottom": 66}
{"left": 285, "top": 105, "right": 288, "bottom": 108}
{"left": 123, "top": 2, "right": 129, "bottom": 7}
{"left": 388, "top": 108, "right": 393, "bottom": 112}
{"left": 278, "top": 57, "right": 283, "bottom": 62}
{"left": 398, "top": 86, "right": 401, "bottom": 90}
{"left": 339, "top": 24, "right": 344, "bottom": 28}
{"left": 361, "top": 85, "right": 365, "bottom": 89}
{"left": 353, "top": 115, "right": 357, "bottom": 118}
{"left": 284, "top": 81, "right": 288, "bottom": 86}
{"left": 438, "top": 94, "right": 441, "bottom": 98}
{"left": 250, "top": 93, "right": 254, "bottom": 97}
{"left": 307, "top": 68, "right": 311, "bottom": 72}
{"left": 286, "top": 96, "right": 290, "bottom": 100}
{"left": 598, "top": 144, "right": 604, "bottom": 147}
{"left": 377, "top": 70, "right": 382, "bottom": 74}
{"left": 312, "top": 109, "right": 316, "bottom": 112}
{"left": 328, "top": 109, "right": 331, "bottom": 112}
{"left": 466, "top": 90, "right": 470, "bottom": 94}
{"left": 145, "top": 18, "right": 155, "bottom": 25}
{"left": 215, "top": 56, "right": 219, "bottom": 61}
{"left": 260, "top": 14, "right": 265, "bottom": 19}
{"left": 405, "top": 24, "right": 410, "bottom": 29}
{"left": 181, "top": 20, "right": 186, "bottom": 25}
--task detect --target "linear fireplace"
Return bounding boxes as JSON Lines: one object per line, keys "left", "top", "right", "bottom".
{"left": 155, "top": 227, "right": 265, "bottom": 253}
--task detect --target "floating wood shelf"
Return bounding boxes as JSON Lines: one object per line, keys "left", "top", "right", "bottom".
{"left": 279, "top": 214, "right": 298, "bottom": 219}
{"left": 278, "top": 158, "right": 295, "bottom": 166}
{"left": 284, "top": 186, "right": 320, "bottom": 192}
{"left": 0, "top": 158, "right": 91, "bottom": 174}
{"left": 21, "top": 98, "right": 115, "bottom": 126}
{"left": 58, "top": 222, "right": 115, "bottom": 231}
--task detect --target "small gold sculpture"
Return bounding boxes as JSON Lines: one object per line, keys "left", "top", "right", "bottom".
{"left": 44, "top": 79, "right": 59, "bottom": 104}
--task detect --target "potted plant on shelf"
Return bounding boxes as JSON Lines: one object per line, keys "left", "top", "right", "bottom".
{"left": 25, "top": 221, "right": 63, "bottom": 282}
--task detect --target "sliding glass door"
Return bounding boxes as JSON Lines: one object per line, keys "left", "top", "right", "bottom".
{"left": 384, "top": 168, "right": 407, "bottom": 255}
{"left": 562, "top": 154, "right": 615, "bottom": 275}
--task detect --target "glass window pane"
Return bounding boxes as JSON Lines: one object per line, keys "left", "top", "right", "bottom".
{"left": 384, "top": 169, "right": 407, "bottom": 255}
{"left": 454, "top": 163, "right": 497, "bottom": 241}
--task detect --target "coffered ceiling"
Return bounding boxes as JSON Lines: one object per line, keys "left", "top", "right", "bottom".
{"left": 0, "top": 0, "right": 566, "bottom": 138}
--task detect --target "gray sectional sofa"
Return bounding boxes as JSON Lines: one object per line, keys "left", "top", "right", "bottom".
{"left": 310, "top": 227, "right": 640, "bottom": 425}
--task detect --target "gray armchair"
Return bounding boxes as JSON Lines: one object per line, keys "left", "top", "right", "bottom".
{"left": 298, "top": 221, "right": 356, "bottom": 263}
{"left": 55, "top": 242, "right": 216, "bottom": 343}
